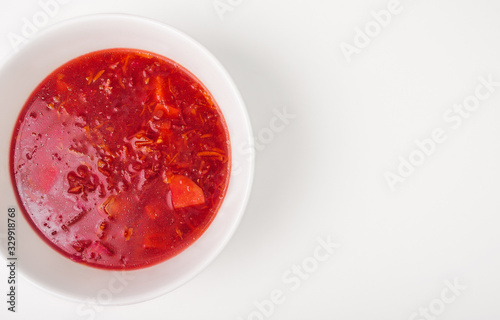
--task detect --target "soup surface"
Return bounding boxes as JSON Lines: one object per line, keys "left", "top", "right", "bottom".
{"left": 10, "top": 49, "right": 231, "bottom": 270}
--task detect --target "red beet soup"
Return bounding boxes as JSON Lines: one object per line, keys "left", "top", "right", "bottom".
{"left": 10, "top": 49, "right": 231, "bottom": 270}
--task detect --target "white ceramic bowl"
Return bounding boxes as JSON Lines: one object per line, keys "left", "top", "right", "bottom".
{"left": 0, "top": 14, "right": 254, "bottom": 305}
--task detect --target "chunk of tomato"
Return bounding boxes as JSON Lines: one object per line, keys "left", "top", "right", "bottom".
{"left": 166, "top": 175, "right": 205, "bottom": 209}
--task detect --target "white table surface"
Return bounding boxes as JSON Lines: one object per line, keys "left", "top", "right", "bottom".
{"left": 1, "top": 0, "right": 500, "bottom": 319}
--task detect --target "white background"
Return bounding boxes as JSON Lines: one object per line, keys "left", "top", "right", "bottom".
{"left": 1, "top": 0, "right": 500, "bottom": 319}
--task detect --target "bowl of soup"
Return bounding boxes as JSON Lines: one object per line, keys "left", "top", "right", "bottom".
{"left": 0, "top": 14, "right": 254, "bottom": 304}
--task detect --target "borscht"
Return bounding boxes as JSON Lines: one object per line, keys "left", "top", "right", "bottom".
{"left": 10, "top": 49, "right": 231, "bottom": 270}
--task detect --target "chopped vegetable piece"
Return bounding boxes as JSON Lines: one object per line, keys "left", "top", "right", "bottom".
{"left": 167, "top": 175, "right": 205, "bottom": 208}
{"left": 124, "top": 228, "right": 133, "bottom": 241}
{"left": 101, "top": 194, "right": 133, "bottom": 219}
{"left": 175, "top": 227, "right": 183, "bottom": 240}
{"left": 154, "top": 102, "right": 179, "bottom": 118}
{"left": 93, "top": 69, "right": 106, "bottom": 82}
{"left": 154, "top": 76, "right": 167, "bottom": 102}
{"left": 143, "top": 233, "right": 169, "bottom": 250}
